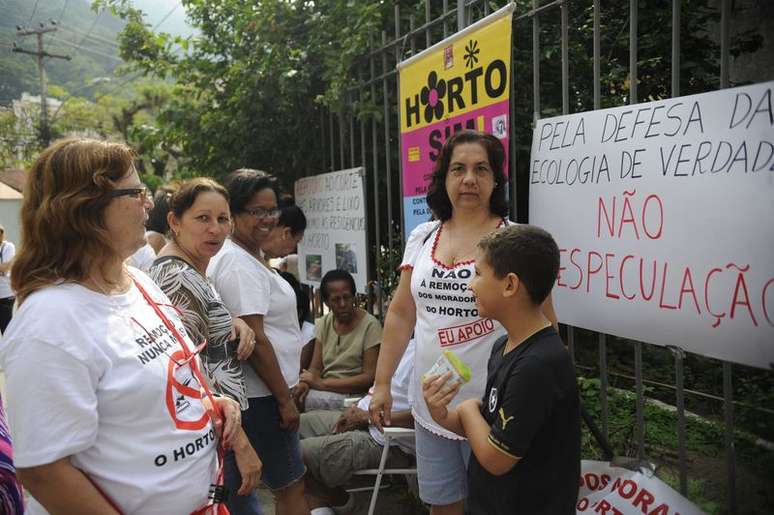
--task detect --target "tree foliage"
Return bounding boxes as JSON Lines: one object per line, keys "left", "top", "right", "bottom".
{"left": 95, "top": 0, "right": 398, "bottom": 187}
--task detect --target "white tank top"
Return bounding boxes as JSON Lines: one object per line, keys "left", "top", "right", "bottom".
{"left": 401, "top": 219, "right": 512, "bottom": 439}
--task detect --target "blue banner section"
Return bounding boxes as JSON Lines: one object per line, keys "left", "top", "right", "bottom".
{"left": 403, "top": 195, "right": 432, "bottom": 238}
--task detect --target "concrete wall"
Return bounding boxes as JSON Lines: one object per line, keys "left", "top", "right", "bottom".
{"left": 0, "top": 199, "right": 22, "bottom": 246}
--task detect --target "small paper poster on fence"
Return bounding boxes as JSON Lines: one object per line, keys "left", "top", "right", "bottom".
{"left": 529, "top": 81, "right": 774, "bottom": 369}
{"left": 577, "top": 460, "right": 703, "bottom": 515}
{"left": 295, "top": 167, "right": 368, "bottom": 292}
{"left": 397, "top": 4, "right": 514, "bottom": 237}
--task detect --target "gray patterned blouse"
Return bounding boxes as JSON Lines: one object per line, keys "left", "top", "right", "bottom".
{"left": 148, "top": 256, "right": 249, "bottom": 409}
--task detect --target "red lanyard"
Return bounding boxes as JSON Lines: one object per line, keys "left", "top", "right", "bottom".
{"left": 130, "top": 274, "right": 229, "bottom": 515}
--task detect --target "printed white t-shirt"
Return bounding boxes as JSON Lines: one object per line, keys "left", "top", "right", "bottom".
{"left": 0, "top": 268, "right": 218, "bottom": 514}
{"left": 207, "top": 238, "right": 302, "bottom": 398}
{"left": 401, "top": 220, "right": 512, "bottom": 440}
{"left": 0, "top": 241, "right": 16, "bottom": 299}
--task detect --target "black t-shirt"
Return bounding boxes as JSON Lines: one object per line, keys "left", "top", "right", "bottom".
{"left": 467, "top": 326, "right": 581, "bottom": 515}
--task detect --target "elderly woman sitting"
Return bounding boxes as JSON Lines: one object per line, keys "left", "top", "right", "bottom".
{"left": 295, "top": 269, "right": 381, "bottom": 411}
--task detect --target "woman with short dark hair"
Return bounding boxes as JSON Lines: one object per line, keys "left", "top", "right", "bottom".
{"left": 370, "top": 130, "right": 557, "bottom": 515}
{"left": 208, "top": 168, "right": 308, "bottom": 514}
{"left": 295, "top": 269, "right": 381, "bottom": 411}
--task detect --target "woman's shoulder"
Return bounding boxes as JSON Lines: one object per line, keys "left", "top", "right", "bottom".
{"left": 409, "top": 221, "right": 441, "bottom": 240}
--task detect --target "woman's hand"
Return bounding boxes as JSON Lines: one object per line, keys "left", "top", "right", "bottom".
{"left": 299, "top": 369, "right": 322, "bottom": 389}
{"left": 277, "top": 398, "right": 300, "bottom": 432}
{"left": 230, "top": 318, "right": 256, "bottom": 361}
{"left": 368, "top": 384, "right": 393, "bottom": 432}
{"left": 293, "top": 381, "right": 310, "bottom": 407}
{"left": 422, "top": 372, "right": 461, "bottom": 425}
{"left": 232, "top": 430, "right": 262, "bottom": 495}
{"left": 211, "top": 396, "right": 241, "bottom": 447}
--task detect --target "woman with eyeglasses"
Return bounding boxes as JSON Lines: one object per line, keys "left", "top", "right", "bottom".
{"left": 208, "top": 169, "right": 308, "bottom": 515}
{"left": 0, "top": 138, "right": 245, "bottom": 514}
{"left": 148, "top": 178, "right": 263, "bottom": 514}
{"left": 294, "top": 269, "right": 382, "bottom": 411}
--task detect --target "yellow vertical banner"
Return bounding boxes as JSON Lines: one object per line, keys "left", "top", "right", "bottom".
{"left": 398, "top": 4, "right": 514, "bottom": 235}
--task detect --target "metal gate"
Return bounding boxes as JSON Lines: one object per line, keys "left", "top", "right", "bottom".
{"left": 313, "top": 2, "right": 774, "bottom": 512}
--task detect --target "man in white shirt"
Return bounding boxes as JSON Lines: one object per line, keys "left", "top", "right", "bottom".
{"left": 299, "top": 340, "right": 416, "bottom": 514}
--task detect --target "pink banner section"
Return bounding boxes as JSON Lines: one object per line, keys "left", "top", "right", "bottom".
{"left": 400, "top": 99, "right": 510, "bottom": 196}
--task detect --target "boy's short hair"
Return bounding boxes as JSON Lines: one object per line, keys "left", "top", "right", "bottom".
{"left": 477, "top": 224, "right": 559, "bottom": 305}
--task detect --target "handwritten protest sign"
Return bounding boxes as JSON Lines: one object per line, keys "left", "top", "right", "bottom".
{"left": 295, "top": 168, "right": 368, "bottom": 292}
{"left": 398, "top": 4, "right": 513, "bottom": 237}
{"left": 529, "top": 82, "right": 774, "bottom": 369}
{"left": 577, "top": 461, "right": 703, "bottom": 515}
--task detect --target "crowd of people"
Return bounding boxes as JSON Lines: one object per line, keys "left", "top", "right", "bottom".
{"left": 0, "top": 129, "right": 581, "bottom": 515}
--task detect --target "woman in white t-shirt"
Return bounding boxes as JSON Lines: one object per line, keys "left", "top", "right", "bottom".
{"left": 0, "top": 224, "right": 16, "bottom": 333}
{"left": 369, "top": 130, "right": 557, "bottom": 515}
{"left": 208, "top": 169, "right": 307, "bottom": 514}
{"left": 0, "top": 138, "right": 249, "bottom": 514}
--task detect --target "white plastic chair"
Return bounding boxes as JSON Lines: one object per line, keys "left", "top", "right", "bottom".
{"left": 351, "top": 426, "right": 417, "bottom": 515}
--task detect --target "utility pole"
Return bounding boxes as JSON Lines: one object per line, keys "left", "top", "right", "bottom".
{"left": 13, "top": 24, "right": 71, "bottom": 147}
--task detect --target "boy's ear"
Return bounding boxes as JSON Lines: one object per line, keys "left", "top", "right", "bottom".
{"left": 502, "top": 272, "right": 520, "bottom": 298}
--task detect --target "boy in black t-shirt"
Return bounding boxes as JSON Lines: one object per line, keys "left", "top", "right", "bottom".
{"left": 423, "top": 224, "right": 580, "bottom": 515}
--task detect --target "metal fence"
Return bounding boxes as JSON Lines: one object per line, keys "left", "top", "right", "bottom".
{"left": 311, "top": 1, "right": 773, "bottom": 512}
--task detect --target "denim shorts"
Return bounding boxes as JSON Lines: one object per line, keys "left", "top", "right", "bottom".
{"left": 242, "top": 396, "right": 306, "bottom": 491}
{"left": 414, "top": 422, "right": 471, "bottom": 506}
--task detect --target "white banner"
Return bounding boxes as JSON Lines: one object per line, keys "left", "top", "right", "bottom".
{"left": 577, "top": 461, "right": 703, "bottom": 515}
{"left": 295, "top": 168, "right": 368, "bottom": 292}
{"left": 529, "top": 82, "right": 774, "bottom": 369}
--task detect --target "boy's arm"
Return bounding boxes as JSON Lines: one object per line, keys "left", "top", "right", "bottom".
{"left": 457, "top": 399, "right": 520, "bottom": 476}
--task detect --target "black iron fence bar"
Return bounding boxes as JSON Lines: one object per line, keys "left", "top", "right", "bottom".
{"left": 444, "top": 0, "right": 449, "bottom": 39}
{"left": 349, "top": 109, "right": 355, "bottom": 168}
{"left": 339, "top": 111, "right": 345, "bottom": 171}
{"left": 425, "top": 1, "right": 431, "bottom": 47}
{"left": 593, "top": 0, "right": 600, "bottom": 109}
{"left": 381, "top": 29, "right": 394, "bottom": 256}
{"left": 724, "top": 362, "right": 736, "bottom": 514}
{"left": 719, "top": 0, "right": 735, "bottom": 510}
{"left": 328, "top": 111, "right": 335, "bottom": 171}
{"left": 533, "top": 0, "right": 541, "bottom": 121}
{"left": 635, "top": 341, "right": 645, "bottom": 460}
{"left": 669, "top": 345, "right": 688, "bottom": 496}
{"left": 598, "top": 333, "right": 609, "bottom": 441}
{"left": 561, "top": 0, "right": 569, "bottom": 115}
{"left": 457, "top": 0, "right": 465, "bottom": 31}
{"left": 396, "top": 4, "right": 406, "bottom": 244}
{"left": 672, "top": 0, "right": 680, "bottom": 97}
{"left": 630, "top": 0, "right": 638, "bottom": 104}
{"left": 369, "top": 38, "right": 381, "bottom": 294}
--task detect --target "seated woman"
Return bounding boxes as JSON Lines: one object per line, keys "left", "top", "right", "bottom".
{"left": 295, "top": 269, "right": 381, "bottom": 411}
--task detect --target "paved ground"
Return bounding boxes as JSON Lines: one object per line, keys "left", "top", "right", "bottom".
{"left": 256, "top": 478, "right": 427, "bottom": 514}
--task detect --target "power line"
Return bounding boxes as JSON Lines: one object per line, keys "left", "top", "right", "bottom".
{"left": 153, "top": 2, "right": 181, "bottom": 31}
{"left": 59, "top": 26, "right": 119, "bottom": 48}
{"left": 75, "top": 10, "right": 103, "bottom": 51}
{"left": 57, "top": 0, "right": 70, "bottom": 25}
{"left": 26, "top": 0, "right": 41, "bottom": 26}
{"left": 46, "top": 35, "right": 123, "bottom": 62}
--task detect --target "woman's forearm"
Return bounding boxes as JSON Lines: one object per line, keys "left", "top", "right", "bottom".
{"left": 18, "top": 459, "right": 121, "bottom": 515}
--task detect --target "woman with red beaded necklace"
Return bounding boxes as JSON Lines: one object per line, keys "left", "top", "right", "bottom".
{"left": 369, "top": 130, "right": 557, "bottom": 515}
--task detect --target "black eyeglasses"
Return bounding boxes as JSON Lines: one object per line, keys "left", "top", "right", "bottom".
{"left": 110, "top": 186, "right": 149, "bottom": 200}
{"left": 243, "top": 206, "right": 279, "bottom": 218}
